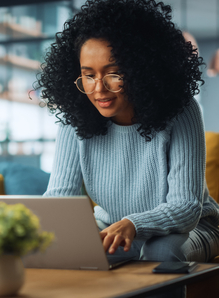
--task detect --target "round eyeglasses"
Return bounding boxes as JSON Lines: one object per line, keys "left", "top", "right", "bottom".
{"left": 74, "top": 74, "right": 123, "bottom": 94}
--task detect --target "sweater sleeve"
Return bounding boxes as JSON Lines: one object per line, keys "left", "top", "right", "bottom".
{"left": 124, "top": 99, "right": 205, "bottom": 240}
{"left": 43, "top": 124, "right": 83, "bottom": 197}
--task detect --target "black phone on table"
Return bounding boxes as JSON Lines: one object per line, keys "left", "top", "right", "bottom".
{"left": 152, "top": 261, "right": 198, "bottom": 274}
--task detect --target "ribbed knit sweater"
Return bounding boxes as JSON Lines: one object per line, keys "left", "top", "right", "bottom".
{"left": 44, "top": 98, "right": 219, "bottom": 240}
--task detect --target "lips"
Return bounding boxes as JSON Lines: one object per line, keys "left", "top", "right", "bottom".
{"left": 96, "top": 97, "right": 116, "bottom": 108}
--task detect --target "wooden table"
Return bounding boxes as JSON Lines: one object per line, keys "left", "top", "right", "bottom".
{"left": 13, "top": 262, "right": 219, "bottom": 298}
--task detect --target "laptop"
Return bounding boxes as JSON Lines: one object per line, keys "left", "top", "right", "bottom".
{"left": 0, "top": 195, "right": 136, "bottom": 270}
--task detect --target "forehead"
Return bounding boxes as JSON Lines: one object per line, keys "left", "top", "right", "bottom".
{"left": 80, "top": 38, "right": 114, "bottom": 66}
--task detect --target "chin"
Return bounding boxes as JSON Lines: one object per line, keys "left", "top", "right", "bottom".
{"left": 98, "top": 109, "right": 116, "bottom": 119}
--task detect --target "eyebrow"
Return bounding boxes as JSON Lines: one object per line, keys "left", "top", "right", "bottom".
{"left": 81, "top": 63, "right": 118, "bottom": 70}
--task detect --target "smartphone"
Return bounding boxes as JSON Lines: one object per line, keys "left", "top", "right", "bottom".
{"left": 152, "top": 261, "right": 198, "bottom": 274}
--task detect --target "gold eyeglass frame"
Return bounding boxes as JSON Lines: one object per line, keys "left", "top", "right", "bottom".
{"left": 74, "top": 74, "right": 123, "bottom": 94}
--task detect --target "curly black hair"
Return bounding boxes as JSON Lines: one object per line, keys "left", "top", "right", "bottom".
{"left": 35, "top": 0, "right": 204, "bottom": 141}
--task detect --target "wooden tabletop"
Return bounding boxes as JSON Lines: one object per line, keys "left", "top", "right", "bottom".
{"left": 13, "top": 262, "right": 219, "bottom": 298}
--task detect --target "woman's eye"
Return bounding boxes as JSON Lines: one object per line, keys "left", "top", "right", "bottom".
{"left": 85, "top": 74, "right": 94, "bottom": 78}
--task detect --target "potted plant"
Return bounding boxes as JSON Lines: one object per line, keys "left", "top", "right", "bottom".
{"left": 0, "top": 202, "right": 54, "bottom": 296}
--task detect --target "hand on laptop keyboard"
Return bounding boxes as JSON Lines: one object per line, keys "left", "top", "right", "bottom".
{"left": 99, "top": 219, "right": 136, "bottom": 254}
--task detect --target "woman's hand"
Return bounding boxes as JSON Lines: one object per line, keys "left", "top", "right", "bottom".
{"left": 99, "top": 219, "right": 136, "bottom": 254}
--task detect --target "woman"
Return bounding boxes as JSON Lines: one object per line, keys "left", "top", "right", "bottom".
{"left": 38, "top": 1, "right": 219, "bottom": 295}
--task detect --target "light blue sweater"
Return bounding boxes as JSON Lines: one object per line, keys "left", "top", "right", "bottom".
{"left": 44, "top": 98, "right": 219, "bottom": 240}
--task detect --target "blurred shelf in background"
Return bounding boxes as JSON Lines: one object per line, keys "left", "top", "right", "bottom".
{"left": 0, "top": 0, "right": 75, "bottom": 172}
{"left": 0, "top": 54, "right": 40, "bottom": 70}
{"left": 0, "top": 21, "right": 45, "bottom": 38}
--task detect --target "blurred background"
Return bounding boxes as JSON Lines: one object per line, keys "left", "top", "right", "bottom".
{"left": 0, "top": 0, "right": 219, "bottom": 173}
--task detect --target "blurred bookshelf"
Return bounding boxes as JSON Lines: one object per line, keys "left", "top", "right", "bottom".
{"left": 0, "top": 55, "right": 40, "bottom": 70}
{"left": 0, "top": 21, "right": 45, "bottom": 38}
{"left": 0, "top": 0, "right": 77, "bottom": 172}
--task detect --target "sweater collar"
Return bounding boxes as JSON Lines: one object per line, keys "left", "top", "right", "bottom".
{"left": 108, "top": 121, "right": 140, "bottom": 133}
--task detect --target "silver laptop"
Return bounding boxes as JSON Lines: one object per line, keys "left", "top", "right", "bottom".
{"left": 0, "top": 195, "right": 135, "bottom": 270}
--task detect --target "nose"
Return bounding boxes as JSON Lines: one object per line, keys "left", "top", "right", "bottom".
{"left": 94, "top": 78, "right": 107, "bottom": 92}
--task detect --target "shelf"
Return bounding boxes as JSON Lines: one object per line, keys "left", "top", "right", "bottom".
{"left": 0, "top": 91, "right": 39, "bottom": 105}
{"left": 0, "top": 54, "right": 41, "bottom": 70}
{"left": 0, "top": 22, "right": 45, "bottom": 39}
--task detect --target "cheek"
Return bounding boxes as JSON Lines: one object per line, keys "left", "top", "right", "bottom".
{"left": 118, "top": 93, "right": 126, "bottom": 104}
{"left": 86, "top": 94, "right": 95, "bottom": 104}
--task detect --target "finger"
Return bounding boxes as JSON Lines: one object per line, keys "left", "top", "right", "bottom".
{"left": 108, "top": 235, "right": 124, "bottom": 254}
{"left": 102, "top": 234, "right": 115, "bottom": 252}
{"left": 123, "top": 238, "right": 132, "bottom": 252}
{"left": 99, "top": 231, "right": 107, "bottom": 240}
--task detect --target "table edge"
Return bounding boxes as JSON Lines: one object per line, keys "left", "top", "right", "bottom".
{"left": 114, "top": 263, "right": 219, "bottom": 298}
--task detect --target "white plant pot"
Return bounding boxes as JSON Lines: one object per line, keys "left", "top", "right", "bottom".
{"left": 0, "top": 255, "right": 25, "bottom": 296}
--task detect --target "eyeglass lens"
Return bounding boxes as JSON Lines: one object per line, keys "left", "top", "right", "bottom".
{"left": 76, "top": 75, "right": 122, "bottom": 94}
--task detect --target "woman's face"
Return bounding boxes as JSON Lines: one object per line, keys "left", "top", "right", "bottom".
{"left": 79, "top": 38, "right": 134, "bottom": 125}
